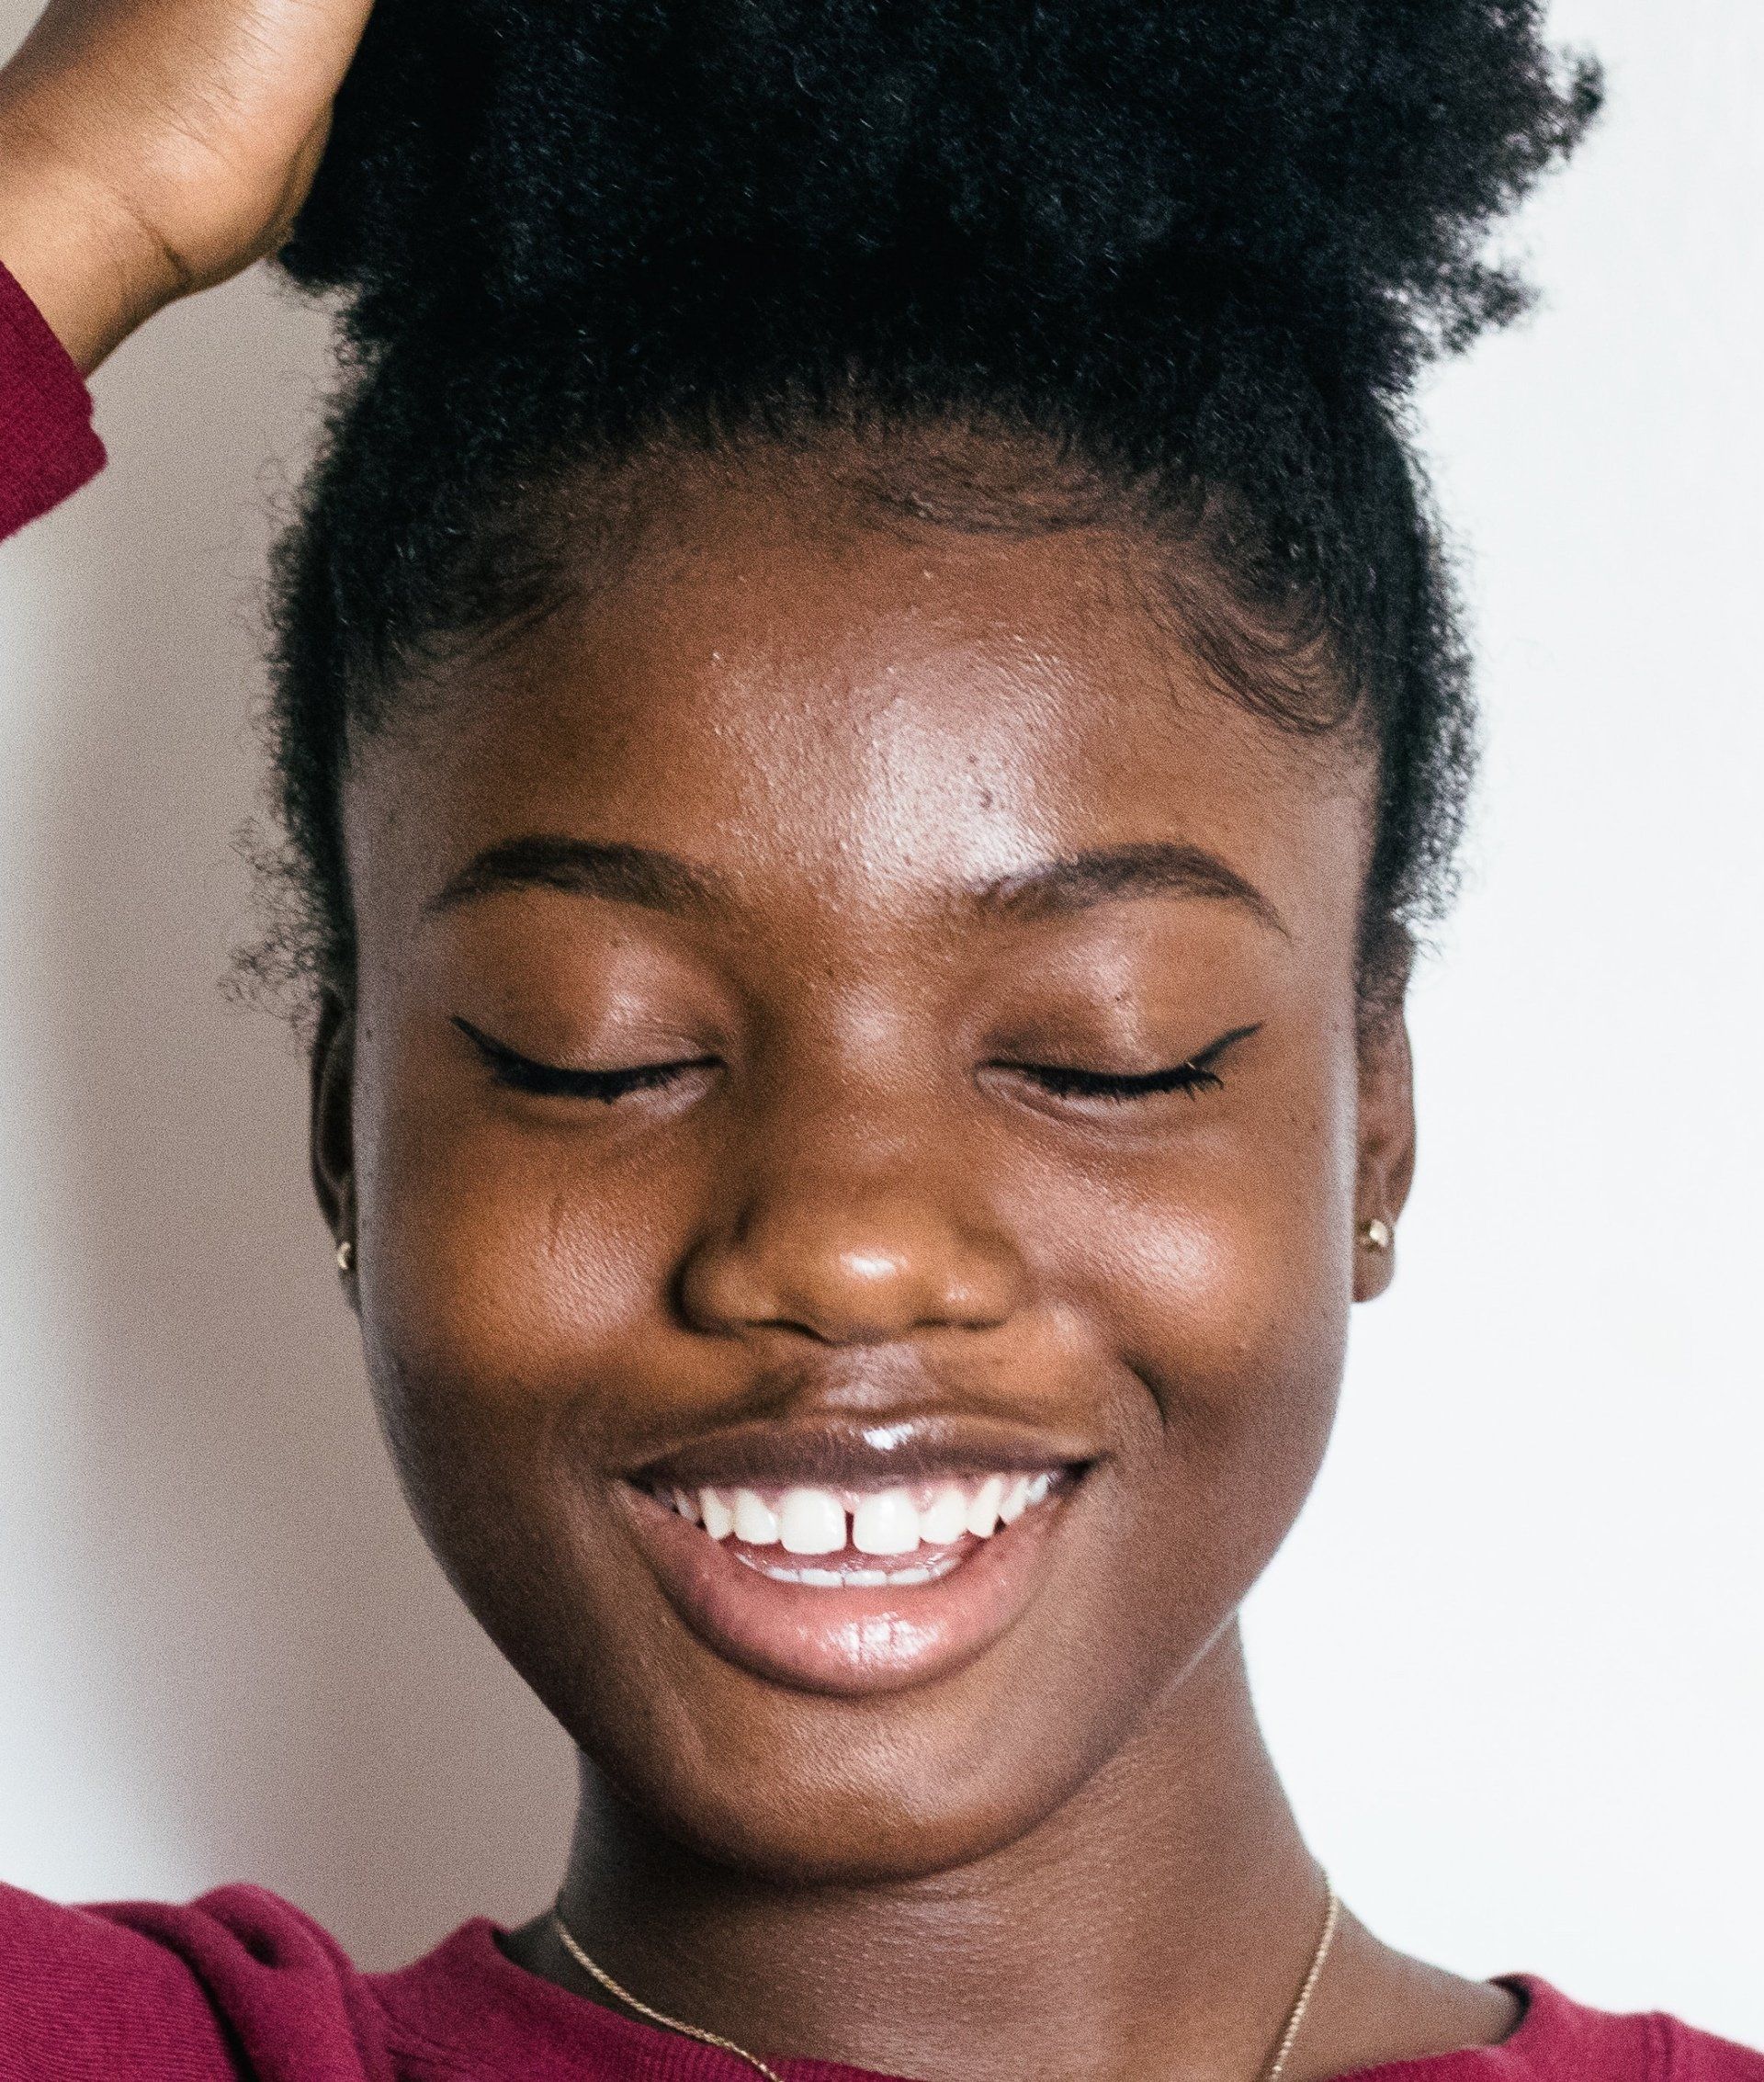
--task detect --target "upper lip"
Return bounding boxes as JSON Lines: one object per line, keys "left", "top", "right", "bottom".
{"left": 633, "top": 1413, "right": 1100, "bottom": 1493}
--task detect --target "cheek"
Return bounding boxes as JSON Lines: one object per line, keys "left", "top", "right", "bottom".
{"left": 353, "top": 1019, "right": 672, "bottom": 1406}
{"left": 345, "top": 1009, "right": 694, "bottom": 1615}
{"left": 345, "top": 1019, "right": 712, "bottom": 1783}
{"left": 1090, "top": 1114, "right": 1354, "bottom": 1431}
{"left": 1016, "top": 1035, "right": 1358, "bottom": 1593}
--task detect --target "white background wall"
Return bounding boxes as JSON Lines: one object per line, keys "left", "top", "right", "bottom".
{"left": 2, "top": 0, "right": 1758, "bottom": 2045}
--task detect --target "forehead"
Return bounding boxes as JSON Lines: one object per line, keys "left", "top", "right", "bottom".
{"left": 345, "top": 438, "right": 1373, "bottom": 944}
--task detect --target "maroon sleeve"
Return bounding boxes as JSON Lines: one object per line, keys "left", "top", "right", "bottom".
{"left": 1662, "top": 2014, "right": 1764, "bottom": 2079}
{"left": 0, "top": 258, "right": 107, "bottom": 543}
{"left": 0, "top": 1880, "right": 239, "bottom": 2080}
{"left": 0, "top": 1880, "right": 400, "bottom": 2081}
{"left": 1474, "top": 1977, "right": 1764, "bottom": 2081}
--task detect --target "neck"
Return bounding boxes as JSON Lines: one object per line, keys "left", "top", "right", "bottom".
{"left": 549, "top": 1624, "right": 1329, "bottom": 2082}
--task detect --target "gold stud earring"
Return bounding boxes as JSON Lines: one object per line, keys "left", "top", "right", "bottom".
{"left": 335, "top": 1238, "right": 356, "bottom": 1277}
{"left": 1357, "top": 1217, "right": 1393, "bottom": 1252}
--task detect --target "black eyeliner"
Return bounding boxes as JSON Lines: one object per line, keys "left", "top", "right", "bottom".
{"left": 1007, "top": 1021, "right": 1263, "bottom": 1104}
{"left": 451, "top": 1017, "right": 707, "bottom": 1103}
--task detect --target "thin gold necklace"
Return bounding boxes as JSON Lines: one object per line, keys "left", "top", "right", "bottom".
{"left": 551, "top": 1874, "right": 1340, "bottom": 2082}
{"left": 551, "top": 1911, "right": 786, "bottom": 2082}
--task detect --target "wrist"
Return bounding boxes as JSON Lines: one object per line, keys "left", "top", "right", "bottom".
{"left": 0, "top": 105, "right": 185, "bottom": 374}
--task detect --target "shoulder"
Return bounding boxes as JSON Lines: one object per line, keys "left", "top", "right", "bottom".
{"left": 0, "top": 1877, "right": 238, "bottom": 2077}
{"left": 1478, "top": 1975, "right": 1764, "bottom": 2081}
{"left": 1654, "top": 2012, "right": 1764, "bottom": 2082}
{"left": 0, "top": 1879, "right": 384, "bottom": 2079}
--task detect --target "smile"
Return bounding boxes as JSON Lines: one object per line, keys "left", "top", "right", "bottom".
{"left": 655, "top": 1471, "right": 1059, "bottom": 1586}
{"left": 620, "top": 1429, "right": 1087, "bottom": 1697}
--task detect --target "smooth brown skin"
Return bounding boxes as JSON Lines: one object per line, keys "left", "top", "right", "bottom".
{"left": 3, "top": 7, "right": 1524, "bottom": 2079}
{"left": 0, "top": 0, "right": 377, "bottom": 369}
{"left": 319, "top": 438, "right": 1517, "bottom": 2079}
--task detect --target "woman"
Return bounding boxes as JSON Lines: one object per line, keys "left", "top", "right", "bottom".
{"left": 0, "top": 1, "right": 1757, "bottom": 2077}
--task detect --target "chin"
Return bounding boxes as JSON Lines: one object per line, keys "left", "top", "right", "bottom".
{"left": 580, "top": 1664, "right": 1131, "bottom": 1886}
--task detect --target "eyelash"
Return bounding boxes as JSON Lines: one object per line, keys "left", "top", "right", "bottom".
{"left": 996, "top": 1024, "right": 1257, "bottom": 1105}
{"left": 454, "top": 1019, "right": 717, "bottom": 1102}
{"left": 453, "top": 1019, "right": 1255, "bottom": 1107}
{"left": 1013, "top": 1058, "right": 1224, "bottom": 1104}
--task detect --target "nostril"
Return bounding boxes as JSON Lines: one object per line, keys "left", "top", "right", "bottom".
{"left": 676, "top": 1209, "right": 1022, "bottom": 1342}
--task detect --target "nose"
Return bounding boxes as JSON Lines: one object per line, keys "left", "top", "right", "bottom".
{"left": 678, "top": 1154, "right": 1026, "bottom": 1346}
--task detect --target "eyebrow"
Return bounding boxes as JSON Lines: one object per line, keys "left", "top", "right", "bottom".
{"left": 974, "top": 843, "right": 1289, "bottom": 936}
{"left": 428, "top": 836, "right": 732, "bottom": 919}
{"left": 427, "top": 834, "right": 1286, "bottom": 936}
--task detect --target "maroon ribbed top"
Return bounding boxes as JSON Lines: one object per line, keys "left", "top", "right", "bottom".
{"left": 4, "top": 1878, "right": 1762, "bottom": 2081}
{"left": 0, "top": 259, "right": 105, "bottom": 539}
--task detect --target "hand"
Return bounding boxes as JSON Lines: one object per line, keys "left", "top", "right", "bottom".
{"left": 0, "top": 0, "right": 377, "bottom": 371}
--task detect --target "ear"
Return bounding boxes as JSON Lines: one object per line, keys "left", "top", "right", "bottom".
{"left": 1353, "top": 988, "right": 1417, "bottom": 1304}
{"left": 310, "top": 990, "right": 358, "bottom": 1302}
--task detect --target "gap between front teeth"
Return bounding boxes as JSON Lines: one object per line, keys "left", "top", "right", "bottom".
{"left": 665, "top": 1470, "right": 1057, "bottom": 1558}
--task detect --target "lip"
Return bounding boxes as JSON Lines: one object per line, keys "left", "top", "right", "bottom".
{"left": 617, "top": 1418, "right": 1094, "bottom": 1698}
{"left": 632, "top": 1413, "right": 1099, "bottom": 1492}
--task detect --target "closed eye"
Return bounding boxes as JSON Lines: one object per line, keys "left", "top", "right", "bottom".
{"left": 997, "top": 1023, "right": 1261, "bottom": 1105}
{"left": 452, "top": 1017, "right": 718, "bottom": 1102}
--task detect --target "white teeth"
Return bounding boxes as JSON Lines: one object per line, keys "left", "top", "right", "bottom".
{"left": 852, "top": 1488, "right": 922, "bottom": 1556}
{"left": 919, "top": 1482, "right": 968, "bottom": 1545}
{"left": 681, "top": 1470, "right": 1064, "bottom": 1552}
{"left": 778, "top": 1487, "right": 846, "bottom": 1556}
{"left": 751, "top": 1557, "right": 960, "bottom": 1588}
{"left": 732, "top": 1488, "right": 781, "bottom": 1545}
{"left": 966, "top": 1475, "right": 1005, "bottom": 1538}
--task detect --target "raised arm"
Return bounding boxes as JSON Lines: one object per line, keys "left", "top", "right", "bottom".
{"left": 0, "top": 0, "right": 377, "bottom": 375}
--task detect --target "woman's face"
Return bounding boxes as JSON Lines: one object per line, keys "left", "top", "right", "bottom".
{"left": 320, "top": 438, "right": 1413, "bottom": 1882}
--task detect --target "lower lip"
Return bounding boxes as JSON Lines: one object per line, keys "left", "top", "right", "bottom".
{"left": 621, "top": 1484, "right": 1071, "bottom": 1697}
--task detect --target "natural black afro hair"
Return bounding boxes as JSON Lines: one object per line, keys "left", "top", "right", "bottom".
{"left": 258, "top": 0, "right": 1600, "bottom": 1014}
